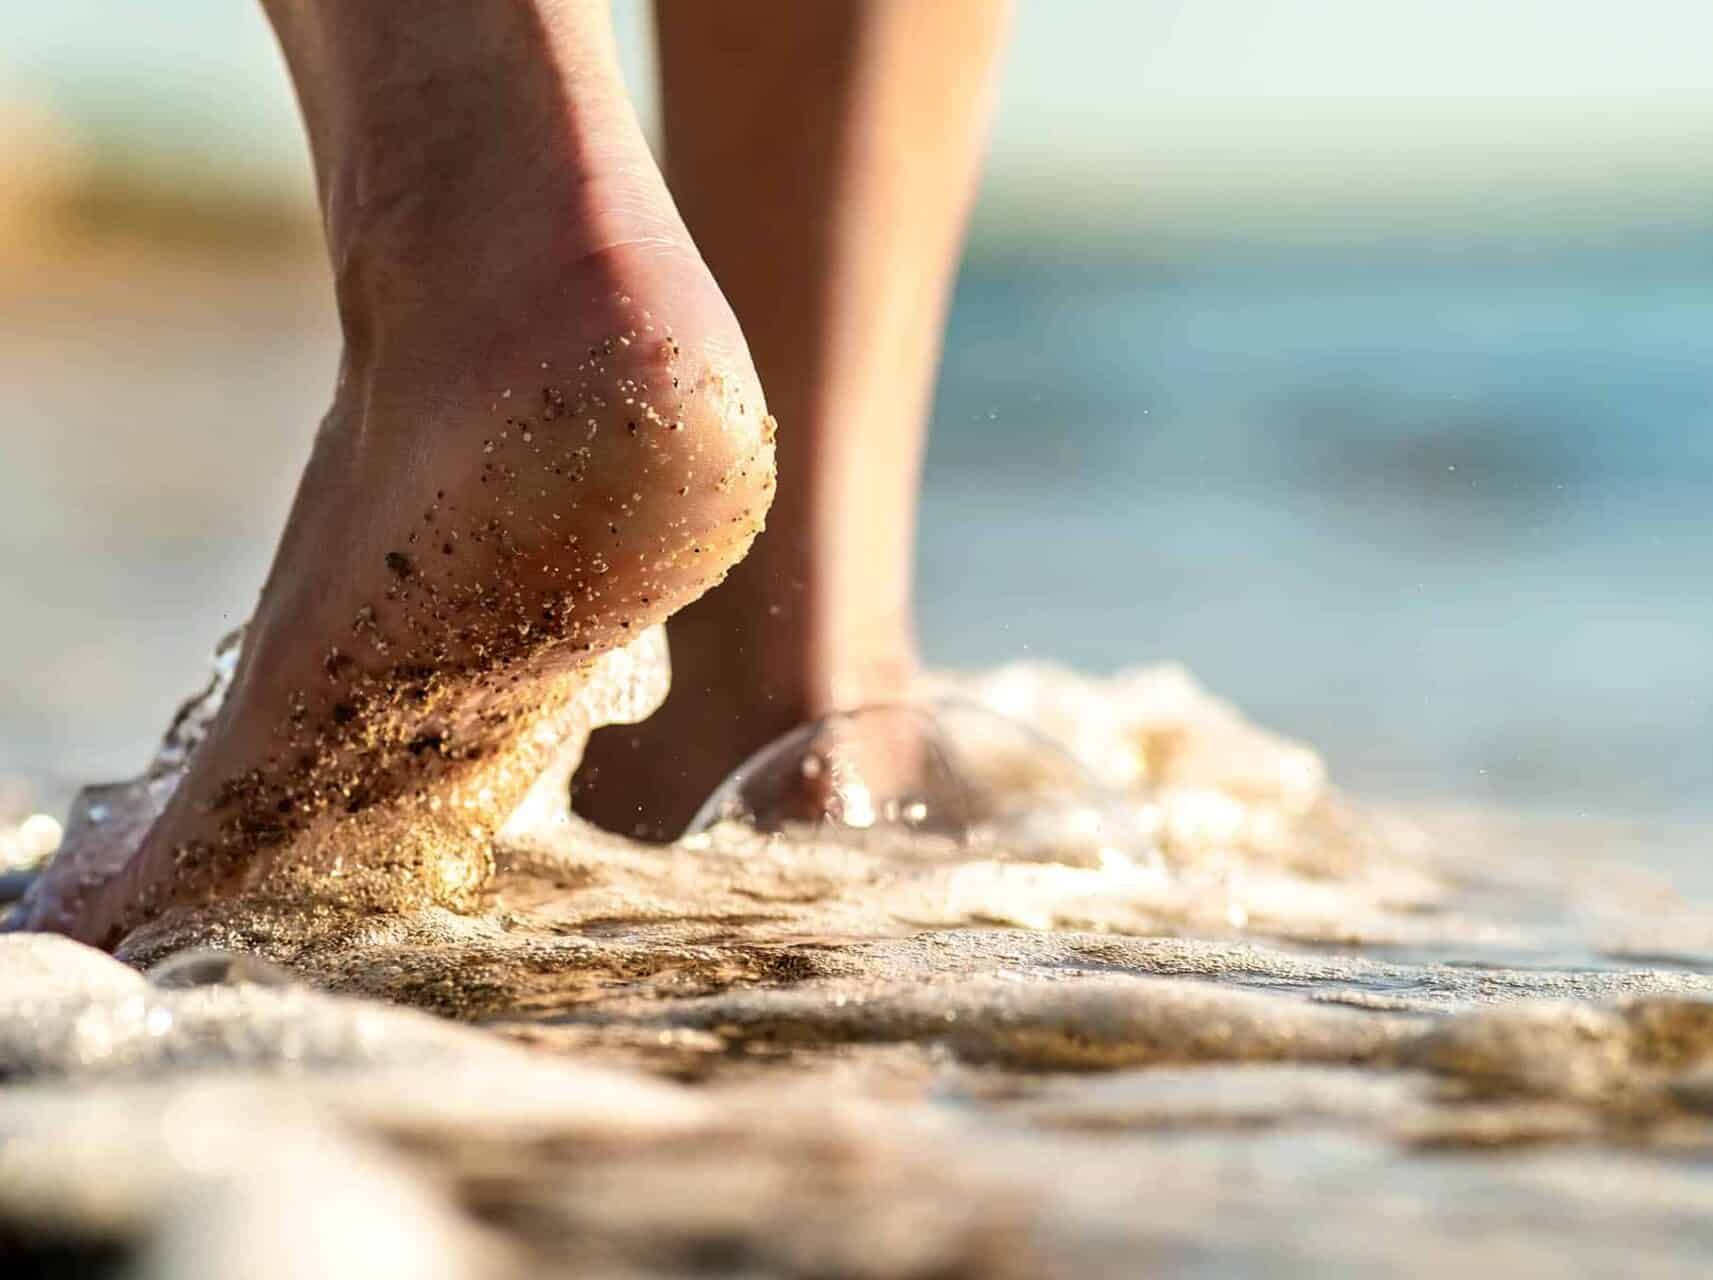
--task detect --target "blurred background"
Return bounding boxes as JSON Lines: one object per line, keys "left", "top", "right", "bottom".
{"left": 4, "top": 0, "right": 1712, "bottom": 823}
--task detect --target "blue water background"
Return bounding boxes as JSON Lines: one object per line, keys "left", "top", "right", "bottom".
{"left": 920, "top": 241, "right": 1713, "bottom": 816}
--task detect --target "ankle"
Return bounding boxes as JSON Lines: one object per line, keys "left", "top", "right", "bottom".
{"left": 669, "top": 574, "right": 917, "bottom": 728}
{"left": 817, "top": 647, "right": 919, "bottom": 714}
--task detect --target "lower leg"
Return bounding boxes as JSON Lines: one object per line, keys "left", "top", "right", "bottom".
{"left": 575, "top": 0, "right": 1009, "bottom": 839}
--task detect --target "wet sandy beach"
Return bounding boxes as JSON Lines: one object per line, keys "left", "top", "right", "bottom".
{"left": 9, "top": 630, "right": 1713, "bottom": 1277}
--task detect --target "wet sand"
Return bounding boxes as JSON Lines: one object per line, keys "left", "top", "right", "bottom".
{"left": 9, "top": 638, "right": 1713, "bottom": 1277}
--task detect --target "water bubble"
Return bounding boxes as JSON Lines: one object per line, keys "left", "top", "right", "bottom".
{"left": 686, "top": 700, "right": 1139, "bottom": 863}
{"left": 148, "top": 948, "right": 296, "bottom": 990}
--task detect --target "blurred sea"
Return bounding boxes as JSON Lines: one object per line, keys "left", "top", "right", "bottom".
{"left": 4, "top": 234, "right": 1713, "bottom": 826}
{"left": 922, "top": 240, "right": 1713, "bottom": 819}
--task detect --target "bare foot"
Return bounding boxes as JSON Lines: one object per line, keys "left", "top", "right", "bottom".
{"left": 571, "top": 562, "right": 915, "bottom": 841}
{"left": 573, "top": 0, "right": 1004, "bottom": 841}
{"left": 16, "top": 1, "right": 774, "bottom": 948}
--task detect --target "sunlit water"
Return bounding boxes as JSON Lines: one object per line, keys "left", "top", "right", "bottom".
{"left": 921, "top": 247, "right": 1713, "bottom": 821}
{"left": 7, "top": 628, "right": 1713, "bottom": 1276}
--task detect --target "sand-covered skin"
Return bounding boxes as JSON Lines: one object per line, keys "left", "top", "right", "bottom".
{"left": 9, "top": 643, "right": 1713, "bottom": 1276}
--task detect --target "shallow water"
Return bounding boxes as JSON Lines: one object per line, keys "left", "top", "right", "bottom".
{"left": 7, "top": 637, "right": 1713, "bottom": 1276}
